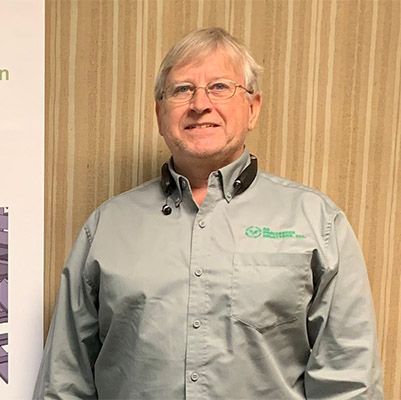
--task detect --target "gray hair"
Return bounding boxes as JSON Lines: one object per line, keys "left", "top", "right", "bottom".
{"left": 154, "top": 27, "right": 263, "bottom": 101}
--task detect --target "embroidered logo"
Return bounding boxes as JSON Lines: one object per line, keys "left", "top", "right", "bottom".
{"left": 244, "top": 226, "right": 262, "bottom": 238}
{"left": 245, "top": 226, "right": 305, "bottom": 239}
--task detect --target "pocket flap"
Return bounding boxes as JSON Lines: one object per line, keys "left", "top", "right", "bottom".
{"left": 234, "top": 252, "right": 312, "bottom": 267}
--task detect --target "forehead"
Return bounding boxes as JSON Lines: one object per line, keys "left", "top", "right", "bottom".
{"left": 167, "top": 49, "right": 244, "bottom": 83}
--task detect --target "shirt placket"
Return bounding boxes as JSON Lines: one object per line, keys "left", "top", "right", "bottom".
{"left": 185, "top": 174, "right": 221, "bottom": 400}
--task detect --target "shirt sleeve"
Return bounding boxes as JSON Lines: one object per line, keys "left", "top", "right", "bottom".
{"left": 304, "top": 211, "right": 383, "bottom": 399}
{"left": 33, "top": 219, "right": 100, "bottom": 399}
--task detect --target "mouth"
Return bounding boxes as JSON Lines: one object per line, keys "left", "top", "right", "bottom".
{"left": 184, "top": 122, "right": 220, "bottom": 130}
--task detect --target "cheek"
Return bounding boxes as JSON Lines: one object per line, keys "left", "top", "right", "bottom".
{"left": 162, "top": 110, "right": 182, "bottom": 133}
{"left": 226, "top": 108, "right": 250, "bottom": 133}
{"left": 159, "top": 116, "right": 173, "bottom": 137}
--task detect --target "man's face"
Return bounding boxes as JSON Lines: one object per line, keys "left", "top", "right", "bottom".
{"left": 156, "top": 49, "right": 261, "bottom": 167}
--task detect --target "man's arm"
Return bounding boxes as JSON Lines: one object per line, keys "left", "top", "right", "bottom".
{"left": 305, "top": 212, "right": 383, "bottom": 399}
{"left": 33, "top": 218, "right": 100, "bottom": 399}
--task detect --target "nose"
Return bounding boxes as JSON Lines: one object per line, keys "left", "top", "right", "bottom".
{"left": 189, "top": 87, "right": 212, "bottom": 114}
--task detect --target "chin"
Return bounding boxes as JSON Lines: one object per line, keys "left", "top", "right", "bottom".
{"left": 187, "top": 147, "right": 240, "bottom": 164}
{"left": 185, "top": 146, "right": 224, "bottom": 159}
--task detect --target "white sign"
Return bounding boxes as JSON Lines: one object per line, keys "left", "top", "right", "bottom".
{"left": 0, "top": 0, "right": 44, "bottom": 397}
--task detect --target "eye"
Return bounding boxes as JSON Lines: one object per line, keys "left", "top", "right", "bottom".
{"left": 171, "top": 84, "right": 194, "bottom": 96}
{"left": 208, "top": 81, "right": 231, "bottom": 91}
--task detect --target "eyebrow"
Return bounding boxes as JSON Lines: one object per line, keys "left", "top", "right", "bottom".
{"left": 170, "top": 81, "right": 194, "bottom": 86}
{"left": 168, "top": 76, "right": 234, "bottom": 85}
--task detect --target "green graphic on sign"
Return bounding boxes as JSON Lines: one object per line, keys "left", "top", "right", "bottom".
{"left": 0, "top": 69, "right": 10, "bottom": 81}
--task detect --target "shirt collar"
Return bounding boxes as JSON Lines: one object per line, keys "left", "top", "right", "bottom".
{"left": 219, "top": 148, "right": 251, "bottom": 202}
{"left": 167, "top": 148, "right": 251, "bottom": 204}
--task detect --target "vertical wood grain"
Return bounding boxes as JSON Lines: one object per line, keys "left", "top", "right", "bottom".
{"left": 45, "top": 1, "right": 401, "bottom": 397}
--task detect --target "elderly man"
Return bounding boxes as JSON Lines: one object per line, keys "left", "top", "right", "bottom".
{"left": 34, "top": 28, "right": 382, "bottom": 399}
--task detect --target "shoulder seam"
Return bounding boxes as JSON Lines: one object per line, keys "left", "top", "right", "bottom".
{"left": 98, "top": 177, "right": 161, "bottom": 209}
{"left": 323, "top": 220, "right": 332, "bottom": 248}
{"left": 82, "top": 226, "right": 96, "bottom": 289}
{"left": 323, "top": 210, "right": 342, "bottom": 248}
{"left": 84, "top": 225, "right": 94, "bottom": 245}
{"left": 257, "top": 172, "right": 340, "bottom": 213}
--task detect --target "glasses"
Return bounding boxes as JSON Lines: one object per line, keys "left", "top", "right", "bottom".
{"left": 161, "top": 79, "right": 254, "bottom": 104}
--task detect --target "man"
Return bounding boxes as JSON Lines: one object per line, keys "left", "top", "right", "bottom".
{"left": 34, "top": 28, "right": 383, "bottom": 399}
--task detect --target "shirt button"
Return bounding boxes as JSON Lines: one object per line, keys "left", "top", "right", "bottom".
{"left": 191, "top": 372, "right": 199, "bottom": 382}
{"left": 193, "top": 320, "right": 201, "bottom": 329}
{"left": 226, "top": 192, "right": 232, "bottom": 200}
{"left": 194, "top": 268, "right": 203, "bottom": 277}
{"left": 198, "top": 220, "right": 206, "bottom": 228}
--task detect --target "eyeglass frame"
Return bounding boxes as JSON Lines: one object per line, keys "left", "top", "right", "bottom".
{"left": 160, "top": 79, "right": 255, "bottom": 104}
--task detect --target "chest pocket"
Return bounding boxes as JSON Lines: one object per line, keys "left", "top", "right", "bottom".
{"left": 231, "top": 252, "right": 312, "bottom": 331}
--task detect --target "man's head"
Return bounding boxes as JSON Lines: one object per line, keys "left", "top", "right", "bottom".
{"left": 155, "top": 27, "right": 262, "bottom": 168}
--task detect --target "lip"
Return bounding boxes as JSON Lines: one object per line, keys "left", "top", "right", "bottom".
{"left": 184, "top": 122, "right": 221, "bottom": 130}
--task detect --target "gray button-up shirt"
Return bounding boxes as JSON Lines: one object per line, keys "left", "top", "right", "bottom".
{"left": 34, "top": 150, "right": 383, "bottom": 399}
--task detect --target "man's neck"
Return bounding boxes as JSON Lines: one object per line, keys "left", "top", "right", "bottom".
{"left": 173, "top": 158, "right": 213, "bottom": 206}
{"left": 172, "top": 150, "right": 245, "bottom": 206}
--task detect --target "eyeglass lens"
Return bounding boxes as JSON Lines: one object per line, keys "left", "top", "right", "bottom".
{"left": 166, "top": 80, "right": 238, "bottom": 103}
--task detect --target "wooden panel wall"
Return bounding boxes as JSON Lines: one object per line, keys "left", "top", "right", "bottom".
{"left": 45, "top": 1, "right": 401, "bottom": 397}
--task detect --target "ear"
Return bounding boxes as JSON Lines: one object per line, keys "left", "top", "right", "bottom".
{"left": 247, "top": 93, "right": 262, "bottom": 131}
{"left": 155, "top": 101, "right": 164, "bottom": 136}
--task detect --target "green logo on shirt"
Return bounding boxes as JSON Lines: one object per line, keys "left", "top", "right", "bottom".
{"left": 245, "top": 226, "right": 262, "bottom": 238}
{"left": 245, "top": 226, "right": 305, "bottom": 239}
